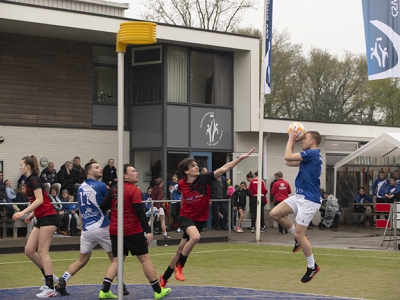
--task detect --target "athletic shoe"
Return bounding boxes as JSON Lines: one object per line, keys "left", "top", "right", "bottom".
{"left": 238, "top": 228, "right": 243, "bottom": 233}
{"left": 40, "top": 275, "right": 59, "bottom": 290}
{"left": 164, "top": 235, "right": 172, "bottom": 239}
{"left": 36, "top": 286, "right": 57, "bottom": 298}
{"left": 54, "top": 277, "right": 70, "bottom": 296}
{"left": 123, "top": 283, "right": 129, "bottom": 296}
{"left": 251, "top": 227, "right": 255, "bottom": 233}
{"left": 154, "top": 287, "right": 172, "bottom": 300}
{"left": 300, "top": 263, "right": 320, "bottom": 283}
{"left": 176, "top": 228, "right": 182, "bottom": 233}
{"left": 261, "top": 226, "right": 265, "bottom": 233}
{"left": 174, "top": 263, "right": 185, "bottom": 281}
{"left": 159, "top": 275, "right": 168, "bottom": 288}
{"left": 292, "top": 235, "right": 309, "bottom": 253}
{"left": 98, "top": 290, "right": 118, "bottom": 299}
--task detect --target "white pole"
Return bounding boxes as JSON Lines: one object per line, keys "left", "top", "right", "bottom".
{"left": 117, "top": 52, "right": 125, "bottom": 298}
{"left": 256, "top": 0, "right": 268, "bottom": 241}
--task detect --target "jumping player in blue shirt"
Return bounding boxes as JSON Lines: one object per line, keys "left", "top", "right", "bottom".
{"left": 270, "top": 130, "right": 322, "bottom": 283}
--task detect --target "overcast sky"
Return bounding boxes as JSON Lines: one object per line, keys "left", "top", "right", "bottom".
{"left": 115, "top": 0, "right": 366, "bottom": 58}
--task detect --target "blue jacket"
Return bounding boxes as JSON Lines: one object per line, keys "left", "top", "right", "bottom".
{"left": 354, "top": 193, "right": 372, "bottom": 204}
{"left": 373, "top": 178, "right": 389, "bottom": 198}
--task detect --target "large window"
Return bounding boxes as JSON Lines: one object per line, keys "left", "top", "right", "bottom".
{"left": 190, "top": 51, "right": 232, "bottom": 106}
{"left": 92, "top": 45, "right": 117, "bottom": 104}
{"left": 167, "top": 47, "right": 188, "bottom": 103}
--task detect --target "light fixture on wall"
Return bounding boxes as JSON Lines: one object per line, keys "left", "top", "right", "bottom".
{"left": 40, "top": 157, "right": 48, "bottom": 167}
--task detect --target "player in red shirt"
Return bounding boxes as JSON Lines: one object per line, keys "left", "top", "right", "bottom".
{"left": 159, "top": 147, "right": 254, "bottom": 287}
{"left": 99, "top": 164, "right": 171, "bottom": 300}
{"left": 13, "top": 155, "right": 60, "bottom": 298}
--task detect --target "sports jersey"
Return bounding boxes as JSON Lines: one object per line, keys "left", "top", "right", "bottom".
{"left": 178, "top": 172, "right": 214, "bottom": 221}
{"left": 295, "top": 149, "right": 322, "bottom": 203}
{"left": 77, "top": 178, "right": 109, "bottom": 231}
{"left": 25, "top": 173, "right": 57, "bottom": 219}
{"left": 108, "top": 182, "right": 144, "bottom": 236}
{"left": 271, "top": 178, "right": 292, "bottom": 202}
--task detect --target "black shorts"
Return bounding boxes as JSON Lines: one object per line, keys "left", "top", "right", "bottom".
{"left": 178, "top": 216, "right": 205, "bottom": 240}
{"left": 35, "top": 214, "right": 61, "bottom": 229}
{"left": 110, "top": 233, "right": 148, "bottom": 257}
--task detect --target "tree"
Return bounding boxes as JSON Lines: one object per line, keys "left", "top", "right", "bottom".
{"left": 141, "top": 0, "right": 257, "bottom": 32}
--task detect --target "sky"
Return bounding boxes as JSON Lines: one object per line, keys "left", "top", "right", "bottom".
{"left": 114, "top": 0, "right": 366, "bottom": 57}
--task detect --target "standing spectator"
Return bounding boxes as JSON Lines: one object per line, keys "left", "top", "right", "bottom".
{"left": 248, "top": 171, "right": 268, "bottom": 233}
{"left": 103, "top": 158, "right": 117, "bottom": 189}
{"left": 99, "top": 164, "right": 172, "bottom": 299}
{"left": 151, "top": 178, "right": 171, "bottom": 239}
{"left": 40, "top": 162, "right": 61, "bottom": 196}
{"left": 270, "top": 130, "right": 323, "bottom": 283}
{"left": 159, "top": 148, "right": 254, "bottom": 287}
{"left": 55, "top": 161, "right": 129, "bottom": 297}
{"left": 372, "top": 170, "right": 389, "bottom": 204}
{"left": 57, "top": 161, "right": 74, "bottom": 196}
{"left": 384, "top": 177, "right": 400, "bottom": 203}
{"left": 232, "top": 182, "right": 250, "bottom": 233}
{"left": 169, "top": 174, "right": 182, "bottom": 232}
{"left": 211, "top": 175, "right": 228, "bottom": 230}
{"left": 71, "top": 156, "right": 87, "bottom": 194}
{"left": 271, "top": 171, "right": 291, "bottom": 234}
{"left": 200, "top": 167, "right": 212, "bottom": 231}
{"left": 12, "top": 155, "right": 60, "bottom": 297}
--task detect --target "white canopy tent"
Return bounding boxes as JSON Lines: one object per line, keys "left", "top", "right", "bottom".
{"left": 333, "top": 132, "right": 400, "bottom": 196}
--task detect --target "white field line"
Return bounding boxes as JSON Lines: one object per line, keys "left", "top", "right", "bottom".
{"left": 0, "top": 248, "right": 399, "bottom": 266}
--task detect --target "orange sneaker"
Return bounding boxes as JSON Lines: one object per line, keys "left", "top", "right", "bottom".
{"left": 174, "top": 263, "right": 185, "bottom": 281}
{"left": 159, "top": 275, "right": 168, "bottom": 288}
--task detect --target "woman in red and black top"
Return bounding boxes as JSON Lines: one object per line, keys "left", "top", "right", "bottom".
{"left": 13, "top": 155, "right": 60, "bottom": 298}
{"left": 159, "top": 147, "right": 254, "bottom": 288}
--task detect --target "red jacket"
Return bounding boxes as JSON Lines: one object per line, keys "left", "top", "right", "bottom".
{"left": 271, "top": 178, "right": 292, "bottom": 202}
{"left": 248, "top": 178, "right": 268, "bottom": 204}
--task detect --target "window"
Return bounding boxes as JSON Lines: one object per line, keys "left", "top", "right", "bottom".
{"left": 92, "top": 45, "right": 117, "bottom": 104}
{"left": 326, "top": 141, "right": 358, "bottom": 153}
{"left": 131, "top": 46, "right": 163, "bottom": 103}
{"left": 190, "top": 51, "right": 232, "bottom": 106}
{"left": 132, "top": 64, "right": 163, "bottom": 103}
{"left": 167, "top": 47, "right": 188, "bottom": 103}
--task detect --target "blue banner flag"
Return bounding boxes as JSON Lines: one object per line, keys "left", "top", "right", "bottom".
{"left": 362, "top": 0, "right": 400, "bottom": 80}
{"left": 264, "top": 0, "right": 273, "bottom": 94}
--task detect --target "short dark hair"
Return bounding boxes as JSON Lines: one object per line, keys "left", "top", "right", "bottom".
{"left": 307, "top": 131, "right": 321, "bottom": 146}
{"left": 84, "top": 162, "right": 95, "bottom": 174}
{"left": 123, "top": 163, "right": 133, "bottom": 174}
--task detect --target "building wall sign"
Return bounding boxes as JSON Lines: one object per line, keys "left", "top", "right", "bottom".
{"left": 191, "top": 107, "right": 232, "bottom": 150}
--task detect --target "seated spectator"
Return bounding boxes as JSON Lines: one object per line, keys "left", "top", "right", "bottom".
{"left": 58, "top": 189, "right": 78, "bottom": 236}
{"left": 64, "top": 194, "right": 80, "bottom": 236}
{"left": 40, "top": 162, "right": 61, "bottom": 196}
{"left": 71, "top": 156, "right": 87, "bottom": 194}
{"left": 48, "top": 186, "right": 65, "bottom": 234}
{"left": 354, "top": 187, "right": 373, "bottom": 213}
{"left": 384, "top": 177, "right": 400, "bottom": 203}
{"left": 3, "top": 179, "right": 16, "bottom": 216}
{"left": 15, "top": 183, "right": 29, "bottom": 212}
{"left": 0, "top": 171, "right": 8, "bottom": 215}
{"left": 103, "top": 158, "right": 117, "bottom": 189}
{"left": 150, "top": 179, "right": 171, "bottom": 239}
{"left": 57, "top": 161, "right": 74, "bottom": 196}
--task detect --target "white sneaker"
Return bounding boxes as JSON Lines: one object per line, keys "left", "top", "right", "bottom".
{"left": 176, "top": 228, "right": 182, "bottom": 233}
{"left": 36, "top": 286, "right": 57, "bottom": 298}
{"left": 40, "top": 275, "right": 59, "bottom": 290}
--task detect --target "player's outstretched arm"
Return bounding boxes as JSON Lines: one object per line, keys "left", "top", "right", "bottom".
{"left": 214, "top": 147, "right": 255, "bottom": 178}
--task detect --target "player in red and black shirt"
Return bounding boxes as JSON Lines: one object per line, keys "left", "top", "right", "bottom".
{"left": 99, "top": 164, "right": 171, "bottom": 299}
{"left": 13, "top": 155, "right": 60, "bottom": 298}
{"left": 159, "top": 147, "right": 254, "bottom": 287}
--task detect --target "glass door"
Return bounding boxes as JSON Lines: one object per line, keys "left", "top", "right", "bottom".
{"left": 191, "top": 152, "right": 212, "bottom": 172}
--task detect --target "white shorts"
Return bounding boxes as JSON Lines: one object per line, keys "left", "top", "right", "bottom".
{"left": 146, "top": 207, "right": 165, "bottom": 217}
{"left": 284, "top": 194, "right": 321, "bottom": 227}
{"left": 80, "top": 226, "right": 111, "bottom": 254}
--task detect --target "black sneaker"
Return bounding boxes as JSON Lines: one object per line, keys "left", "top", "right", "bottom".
{"left": 123, "top": 283, "right": 129, "bottom": 296}
{"left": 55, "top": 278, "right": 70, "bottom": 296}
{"left": 292, "top": 236, "right": 308, "bottom": 253}
{"left": 301, "top": 263, "right": 320, "bottom": 283}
